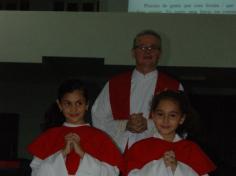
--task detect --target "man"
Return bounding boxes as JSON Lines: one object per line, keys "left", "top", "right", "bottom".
{"left": 92, "top": 30, "right": 183, "bottom": 152}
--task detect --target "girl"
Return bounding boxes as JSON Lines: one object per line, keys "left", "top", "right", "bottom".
{"left": 125, "top": 90, "right": 216, "bottom": 176}
{"left": 28, "top": 79, "right": 124, "bottom": 176}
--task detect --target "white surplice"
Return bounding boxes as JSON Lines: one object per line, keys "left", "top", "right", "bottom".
{"left": 92, "top": 69, "right": 183, "bottom": 152}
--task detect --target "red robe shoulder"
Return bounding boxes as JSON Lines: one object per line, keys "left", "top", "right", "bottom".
{"left": 125, "top": 137, "right": 216, "bottom": 175}
{"left": 28, "top": 125, "right": 124, "bottom": 174}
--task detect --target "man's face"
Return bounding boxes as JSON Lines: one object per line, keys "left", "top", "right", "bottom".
{"left": 132, "top": 34, "right": 161, "bottom": 73}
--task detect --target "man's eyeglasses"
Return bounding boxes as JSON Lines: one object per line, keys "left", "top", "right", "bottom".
{"left": 134, "top": 45, "right": 160, "bottom": 52}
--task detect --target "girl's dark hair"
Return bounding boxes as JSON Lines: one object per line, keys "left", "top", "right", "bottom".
{"left": 151, "top": 90, "right": 199, "bottom": 138}
{"left": 40, "top": 102, "right": 65, "bottom": 131}
{"left": 40, "top": 79, "right": 89, "bottom": 131}
{"left": 57, "top": 79, "right": 88, "bottom": 104}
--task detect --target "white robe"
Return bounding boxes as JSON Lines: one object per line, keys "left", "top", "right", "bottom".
{"left": 92, "top": 69, "right": 183, "bottom": 152}
{"left": 30, "top": 152, "right": 119, "bottom": 176}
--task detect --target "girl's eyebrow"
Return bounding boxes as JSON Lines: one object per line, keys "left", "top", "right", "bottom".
{"left": 169, "top": 111, "right": 179, "bottom": 114}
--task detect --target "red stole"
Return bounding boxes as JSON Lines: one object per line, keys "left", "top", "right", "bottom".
{"left": 125, "top": 138, "right": 216, "bottom": 175}
{"left": 109, "top": 70, "right": 180, "bottom": 119}
{"left": 28, "top": 125, "right": 124, "bottom": 175}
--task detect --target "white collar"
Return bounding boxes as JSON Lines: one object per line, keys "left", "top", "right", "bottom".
{"left": 132, "top": 69, "right": 158, "bottom": 80}
{"left": 63, "top": 122, "right": 90, "bottom": 127}
{"left": 153, "top": 132, "right": 182, "bottom": 142}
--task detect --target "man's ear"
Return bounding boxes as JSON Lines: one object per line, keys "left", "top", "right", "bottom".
{"left": 179, "top": 114, "right": 186, "bottom": 125}
{"left": 56, "top": 99, "right": 62, "bottom": 111}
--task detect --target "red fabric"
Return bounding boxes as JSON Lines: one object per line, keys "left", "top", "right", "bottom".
{"left": 109, "top": 71, "right": 132, "bottom": 120}
{"left": 155, "top": 72, "right": 179, "bottom": 93}
{"left": 125, "top": 138, "right": 216, "bottom": 175}
{"left": 65, "top": 150, "right": 80, "bottom": 174}
{"left": 109, "top": 71, "right": 180, "bottom": 120}
{"left": 0, "top": 160, "right": 20, "bottom": 169}
{"left": 28, "top": 125, "right": 124, "bottom": 175}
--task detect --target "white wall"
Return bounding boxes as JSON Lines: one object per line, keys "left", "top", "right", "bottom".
{"left": 0, "top": 11, "right": 236, "bottom": 67}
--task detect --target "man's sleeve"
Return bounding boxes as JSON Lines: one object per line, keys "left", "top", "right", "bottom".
{"left": 91, "top": 82, "right": 128, "bottom": 150}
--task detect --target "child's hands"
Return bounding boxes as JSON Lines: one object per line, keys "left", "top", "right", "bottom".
{"left": 70, "top": 133, "right": 85, "bottom": 158}
{"left": 163, "top": 150, "right": 177, "bottom": 173}
{"left": 62, "top": 133, "right": 85, "bottom": 158}
{"left": 62, "top": 133, "right": 74, "bottom": 157}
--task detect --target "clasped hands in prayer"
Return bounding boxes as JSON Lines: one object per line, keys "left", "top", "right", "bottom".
{"left": 163, "top": 150, "right": 177, "bottom": 173}
{"left": 62, "top": 133, "right": 85, "bottom": 158}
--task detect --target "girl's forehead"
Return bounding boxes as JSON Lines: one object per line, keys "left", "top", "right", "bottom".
{"left": 62, "top": 90, "right": 85, "bottom": 99}
{"left": 159, "top": 98, "right": 179, "bottom": 104}
{"left": 156, "top": 99, "right": 180, "bottom": 109}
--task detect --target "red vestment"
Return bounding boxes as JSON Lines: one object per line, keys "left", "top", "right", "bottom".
{"left": 109, "top": 71, "right": 180, "bottom": 119}
{"left": 28, "top": 125, "right": 124, "bottom": 175}
{"left": 125, "top": 137, "right": 216, "bottom": 175}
